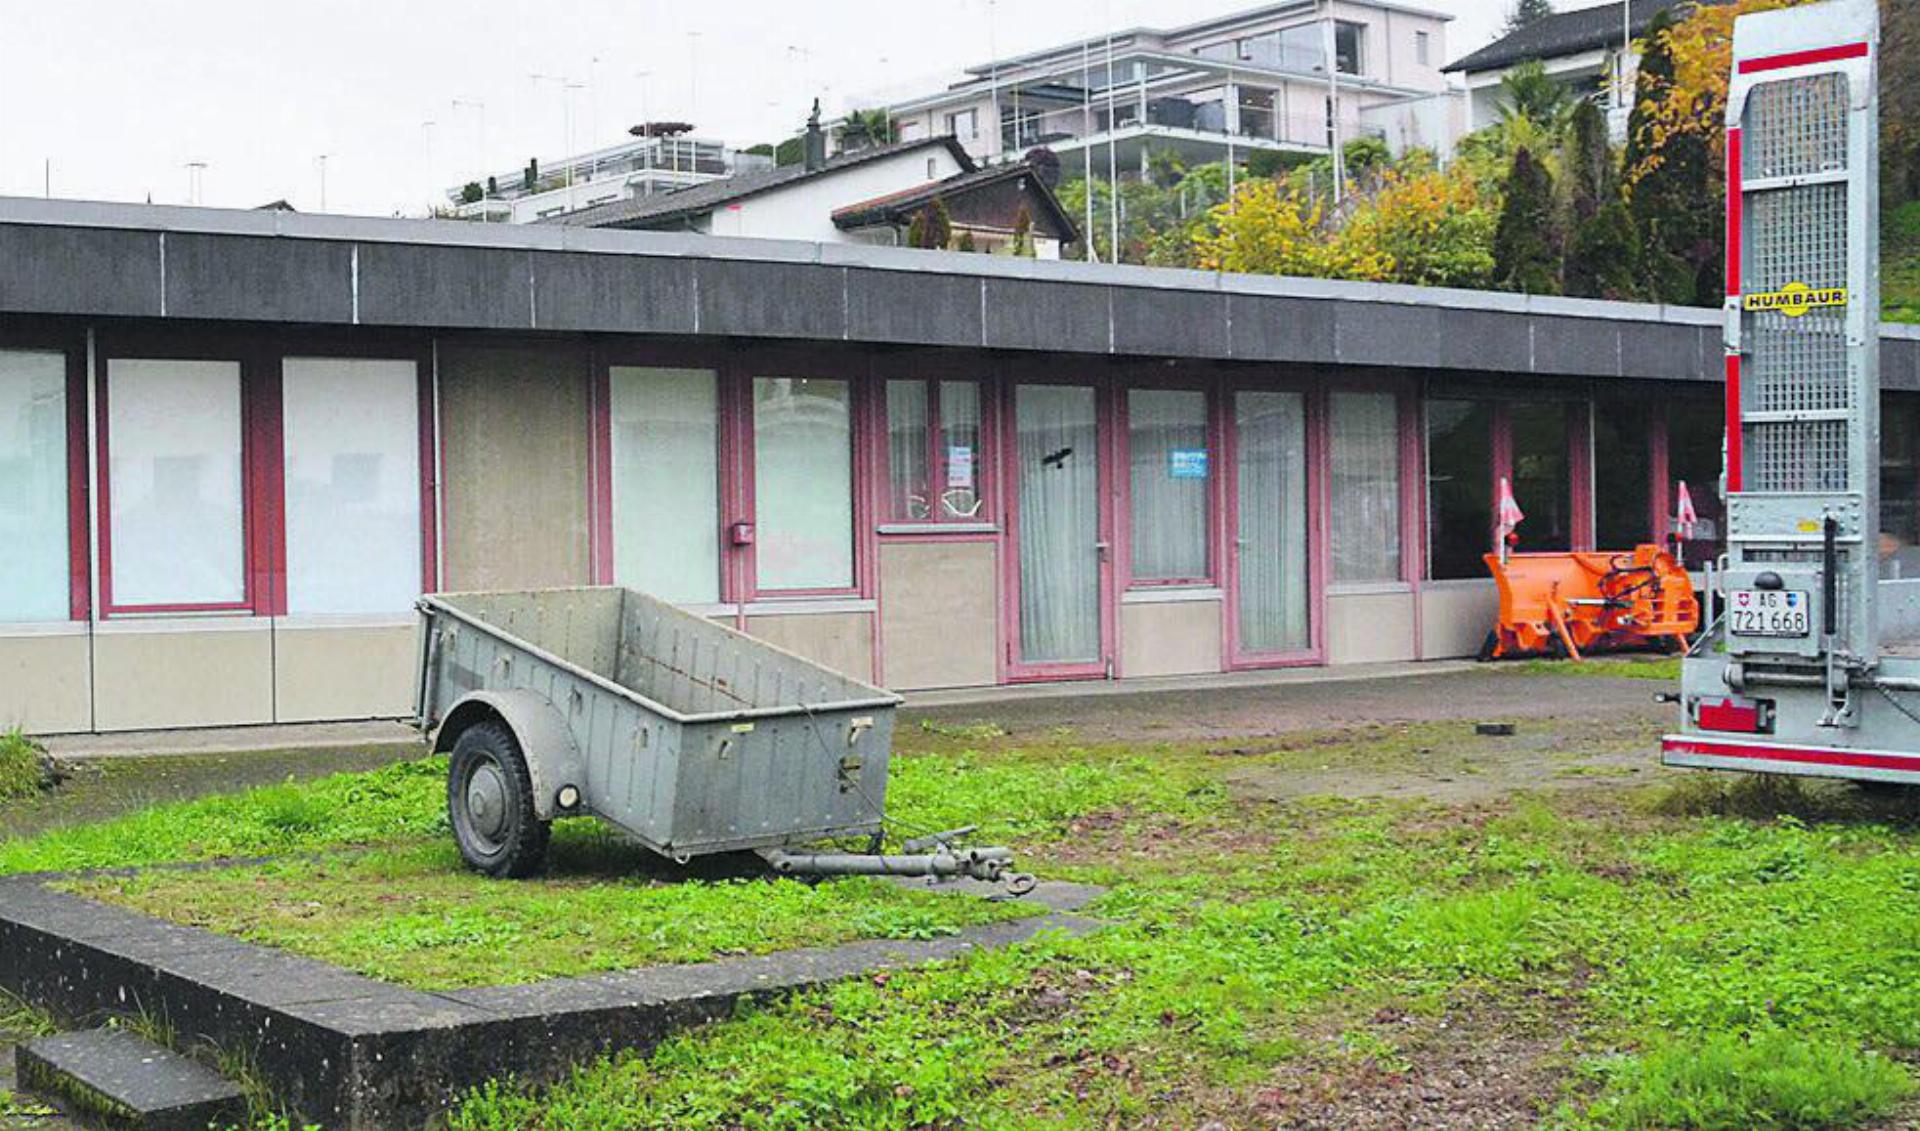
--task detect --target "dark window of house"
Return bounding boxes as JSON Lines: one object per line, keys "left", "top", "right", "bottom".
{"left": 1883, "top": 394, "right": 1920, "bottom": 577}
{"left": 1511, "top": 402, "right": 1572, "bottom": 553}
{"left": 1427, "top": 399, "right": 1494, "bottom": 579}
{"left": 1594, "top": 403, "right": 1652, "bottom": 549}
{"left": 1667, "top": 400, "right": 1726, "bottom": 570}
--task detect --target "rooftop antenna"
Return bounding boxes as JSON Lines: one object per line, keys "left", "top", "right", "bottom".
{"left": 316, "top": 153, "right": 330, "bottom": 212}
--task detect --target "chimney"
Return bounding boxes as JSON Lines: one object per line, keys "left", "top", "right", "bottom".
{"left": 804, "top": 99, "right": 827, "bottom": 172}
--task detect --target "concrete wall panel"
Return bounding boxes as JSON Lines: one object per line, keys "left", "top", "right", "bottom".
{"left": 274, "top": 623, "right": 418, "bottom": 724}
{"left": 1326, "top": 591, "right": 1419, "bottom": 665}
{"left": 439, "top": 342, "right": 593, "bottom": 590}
{"left": 0, "top": 226, "right": 160, "bottom": 316}
{"left": 0, "top": 632, "right": 92, "bottom": 734}
{"left": 1336, "top": 303, "right": 1441, "bottom": 368}
{"left": 1532, "top": 318, "right": 1621, "bottom": 378}
{"left": 357, "top": 244, "right": 533, "bottom": 328}
{"left": 878, "top": 541, "right": 997, "bottom": 690}
{"left": 530, "top": 252, "right": 697, "bottom": 334}
{"left": 1420, "top": 581, "right": 1499, "bottom": 660}
{"left": 1622, "top": 321, "right": 1711, "bottom": 383}
{"left": 92, "top": 623, "right": 273, "bottom": 732}
{"left": 847, "top": 271, "right": 983, "bottom": 348}
{"left": 1440, "top": 310, "right": 1531, "bottom": 373}
{"left": 164, "top": 234, "right": 353, "bottom": 323}
{"left": 982, "top": 279, "right": 1109, "bottom": 354}
{"left": 1227, "top": 294, "right": 1338, "bottom": 364}
{"left": 745, "top": 612, "right": 874, "bottom": 683}
{"left": 696, "top": 260, "right": 846, "bottom": 341}
{"left": 1112, "top": 288, "right": 1231, "bottom": 359}
{"left": 1121, "top": 598, "right": 1223, "bottom": 678}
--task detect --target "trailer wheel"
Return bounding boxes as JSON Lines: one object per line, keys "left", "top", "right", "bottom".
{"left": 448, "top": 720, "right": 551, "bottom": 879}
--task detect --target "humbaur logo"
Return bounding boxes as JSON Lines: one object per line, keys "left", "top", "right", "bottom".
{"left": 1744, "top": 281, "right": 1849, "bottom": 317}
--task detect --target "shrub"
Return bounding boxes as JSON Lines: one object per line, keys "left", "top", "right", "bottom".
{"left": 1582, "top": 1031, "right": 1913, "bottom": 1129}
{"left": 0, "top": 729, "right": 58, "bottom": 800}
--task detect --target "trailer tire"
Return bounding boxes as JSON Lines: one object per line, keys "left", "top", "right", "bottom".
{"left": 448, "top": 720, "right": 551, "bottom": 879}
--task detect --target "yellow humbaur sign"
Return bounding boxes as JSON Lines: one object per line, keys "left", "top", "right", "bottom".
{"left": 1744, "top": 281, "right": 1850, "bottom": 317}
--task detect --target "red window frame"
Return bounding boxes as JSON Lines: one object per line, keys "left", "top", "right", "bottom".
{"left": 95, "top": 345, "right": 266, "bottom": 618}
{"left": 1118, "top": 374, "right": 1221, "bottom": 590}
{"left": 877, "top": 366, "right": 996, "bottom": 528}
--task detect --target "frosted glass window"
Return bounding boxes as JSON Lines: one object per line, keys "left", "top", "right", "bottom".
{"left": 754, "top": 377, "right": 853, "bottom": 591}
{"left": 1129, "top": 389, "right": 1211, "bottom": 583}
{"left": 283, "top": 358, "right": 422, "bottom": 616}
{"left": 886, "top": 379, "right": 985, "bottom": 523}
{"left": 0, "top": 351, "right": 69, "bottom": 622}
{"left": 1329, "top": 391, "right": 1402, "bottom": 583}
{"left": 612, "top": 367, "right": 721, "bottom": 604}
{"left": 107, "top": 359, "right": 246, "bottom": 609}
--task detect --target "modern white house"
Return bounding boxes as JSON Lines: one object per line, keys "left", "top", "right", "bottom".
{"left": 873, "top": 0, "right": 1465, "bottom": 174}
{"left": 545, "top": 127, "right": 1078, "bottom": 258}
{"left": 1444, "top": 0, "right": 1713, "bottom": 142}
{"left": 447, "top": 131, "right": 774, "bottom": 224}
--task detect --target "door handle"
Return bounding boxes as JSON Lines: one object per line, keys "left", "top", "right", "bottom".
{"left": 1095, "top": 541, "right": 1111, "bottom": 561}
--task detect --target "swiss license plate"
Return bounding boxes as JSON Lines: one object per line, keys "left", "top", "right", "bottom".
{"left": 1729, "top": 589, "right": 1811, "bottom": 638}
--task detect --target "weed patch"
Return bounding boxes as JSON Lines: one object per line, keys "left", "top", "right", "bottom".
{"left": 1570, "top": 1030, "right": 1913, "bottom": 1129}
{"left": 0, "top": 729, "right": 60, "bottom": 801}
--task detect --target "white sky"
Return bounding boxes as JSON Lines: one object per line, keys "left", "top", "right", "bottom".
{"left": 0, "top": 0, "right": 1625, "bottom": 217}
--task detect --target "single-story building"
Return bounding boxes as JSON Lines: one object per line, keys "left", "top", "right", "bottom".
{"left": 1, "top": 195, "right": 1917, "bottom": 734}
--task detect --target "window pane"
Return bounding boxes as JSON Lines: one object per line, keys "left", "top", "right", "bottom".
{"left": 107, "top": 359, "right": 245, "bottom": 608}
{"left": 1667, "top": 400, "right": 1726, "bottom": 571}
{"left": 754, "top": 377, "right": 852, "bottom": 591}
{"left": 939, "top": 381, "right": 984, "bottom": 520}
{"left": 1329, "top": 391, "right": 1401, "bottom": 583}
{"left": 887, "top": 380, "right": 929, "bottom": 522}
{"left": 1594, "top": 402, "right": 1651, "bottom": 549}
{"left": 0, "top": 351, "right": 68, "bottom": 622}
{"left": 1130, "top": 389, "right": 1210, "bottom": 582}
{"left": 1427, "top": 400, "right": 1493, "bottom": 580}
{"left": 1884, "top": 395, "right": 1920, "bottom": 577}
{"left": 283, "top": 359, "right": 421, "bottom": 616}
{"left": 1510, "top": 402, "right": 1571, "bottom": 553}
{"left": 612, "top": 367, "right": 720, "bottom": 604}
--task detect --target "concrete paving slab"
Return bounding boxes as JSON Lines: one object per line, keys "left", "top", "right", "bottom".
{"left": 15, "top": 1029, "right": 245, "bottom": 1131}
{"left": 904, "top": 660, "right": 1476, "bottom": 710}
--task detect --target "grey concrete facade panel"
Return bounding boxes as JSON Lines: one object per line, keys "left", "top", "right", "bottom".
{"left": 163, "top": 234, "right": 353, "bottom": 324}
{"left": 0, "top": 226, "right": 160, "bottom": 317}
{"left": 1334, "top": 303, "right": 1442, "bottom": 369}
{"left": 1438, "top": 309, "right": 1532, "bottom": 373}
{"left": 528, "top": 252, "right": 697, "bottom": 334}
{"left": 1620, "top": 320, "right": 1713, "bottom": 382}
{"left": 1225, "top": 294, "right": 1337, "bottom": 363}
{"left": 1887, "top": 339, "right": 1919, "bottom": 393}
{"left": 1110, "top": 287, "right": 1230, "bottom": 359}
{"left": 845, "top": 270, "right": 983, "bottom": 348}
{"left": 356, "top": 243, "right": 533, "bottom": 329}
{"left": 983, "top": 278, "right": 1110, "bottom": 353}
{"left": 1531, "top": 317, "right": 1622, "bottom": 378}
{"left": 696, "top": 260, "right": 847, "bottom": 341}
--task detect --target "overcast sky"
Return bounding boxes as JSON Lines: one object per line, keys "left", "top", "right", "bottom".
{"left": 0, "top": 0, "right": 1627, "bottom": 217}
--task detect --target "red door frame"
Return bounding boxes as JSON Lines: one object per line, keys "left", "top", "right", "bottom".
{"left": 998, "top": 357, "right": 1118, "bottom": 683}
{"left": 1223, "top": 372, "right": 1327, "bottom": 670}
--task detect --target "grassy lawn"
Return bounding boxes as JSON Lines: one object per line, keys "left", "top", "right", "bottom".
{"left": 1505, "top": 656, "right": 1684, "bottom": 681}
{"left": 1888, "top": 203, "right": 1920, "bottom": 325}
{"left": 12, "top": 688, "right": 1920, "bottom": 1128}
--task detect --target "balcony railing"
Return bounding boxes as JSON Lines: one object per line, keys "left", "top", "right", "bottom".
{"left": 1001, "top": 97, "right": 1382, "bottom": 153}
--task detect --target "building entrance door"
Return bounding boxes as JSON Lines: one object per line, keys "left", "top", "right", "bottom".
{"left": 1009, "top": 383, "right": 1110, "bottom": 678}
{"left": 1229, "top": 390, "right": 1313, "bottom": 661}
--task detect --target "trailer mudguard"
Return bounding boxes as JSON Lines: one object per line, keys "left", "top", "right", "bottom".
{"left": 432, "top": 689, "right": 588, "bottom": 821}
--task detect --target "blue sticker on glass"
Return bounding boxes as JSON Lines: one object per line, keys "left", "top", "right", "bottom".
{"left": 1170, "top": 449, "right": 1209, "bottom": 479}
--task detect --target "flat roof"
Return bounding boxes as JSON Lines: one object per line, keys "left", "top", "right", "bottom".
{"left": 0, "top": 195, "right": 1911, "bottom": 390}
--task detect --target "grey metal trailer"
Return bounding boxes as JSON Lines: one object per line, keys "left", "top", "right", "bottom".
{"left": 416, "top": 587, "right": 1025, "bottom": 886}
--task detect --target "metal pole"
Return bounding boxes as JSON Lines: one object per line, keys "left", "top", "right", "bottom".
{"left": 1083, "top": 39, "right": 1096, "bottom": 261}
{"left": 317, "top": 154, "right": 329, "bottom": 212}
{"left": 1325, "top": 0, "right": 1342, "bottom": 207}
{"left": 988, "top": 0, "right": 1000, "bottom": 159}
{"left": 1105, "top": 7, "right": 1118, "bottom": 261}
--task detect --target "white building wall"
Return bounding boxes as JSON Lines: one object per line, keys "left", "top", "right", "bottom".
{"left": 710, "top": 148, "right": 973, "bottom": 244}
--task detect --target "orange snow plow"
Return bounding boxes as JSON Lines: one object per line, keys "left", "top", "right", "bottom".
{"left": 1480, "top": 545, "right": 1699, "bottom": 661}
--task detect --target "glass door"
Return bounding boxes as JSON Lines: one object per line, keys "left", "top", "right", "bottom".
{"left": 1232, "top": 390, "right": 1312, "bottom": 659}
{"left": 1011, "top": 384, "right": 1108, "bottom": 675}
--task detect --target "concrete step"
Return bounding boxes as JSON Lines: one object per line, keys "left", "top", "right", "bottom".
{"left": 14, "top": 1030, "right": 246, "bottom": 1131}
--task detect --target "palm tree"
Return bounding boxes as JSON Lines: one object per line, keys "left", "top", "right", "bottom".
{"left": 1498, "top": 61, "right": 1573, "bottom": 131}
{"left": 839, "top": 108, "right": 896, "bottom": 152}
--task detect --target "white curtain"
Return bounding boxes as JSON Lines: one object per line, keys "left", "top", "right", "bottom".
{"left": 1328, "top": 391, "right": 1401, "bottom": 584}
{"left": 282, "top": 358, "right": 421, "bottom": 616}
{"left": 886, "top": 380, "right": 929, "bottom": 521}
{"left": 1236, "top": 391, "right": 1309, "bottom": 653}
{"left": 0, "top": 351, "right": 68, "bottom": 622}
{"left": 107, "top": 359, "right": 245, "bottom": 608}
{"left": 754, "top": 377, "right": 852, "bottom": 591}
{"left": 613, "top": 367, "right": 721, "bottom": 603}
{"left": 1017, "top": 385, "right": 1101, "bottom": 664}
{"left": 1129, "top": 389, "right": 1211, "bottom": 582}
{"left": 939, "top": 382, "right": 984, "bottom": 519}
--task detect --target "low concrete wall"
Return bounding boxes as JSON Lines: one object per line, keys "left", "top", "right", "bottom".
{"left": 1326, "top": 589, "right": 1419, "bottom": 665}
{"left": 745, "top": 611, "right": 876, "bottom": 684}
{"left": 273, "top": 622, "right": 418, "bottom": 724}
{"left": 1121, "top": 595, "right": 1224, "bottom": 678}
{"left": 878, "top": 541, "right": 998, "bottom": 690}
{"left": 91, "top": 621, "right": 275, "bottom": 732}
{"left": 1420, "top": 581, "right": 1499, "bottom": 660}
{"left": 0, "top": 628, "right": 92, "bottom": 734}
